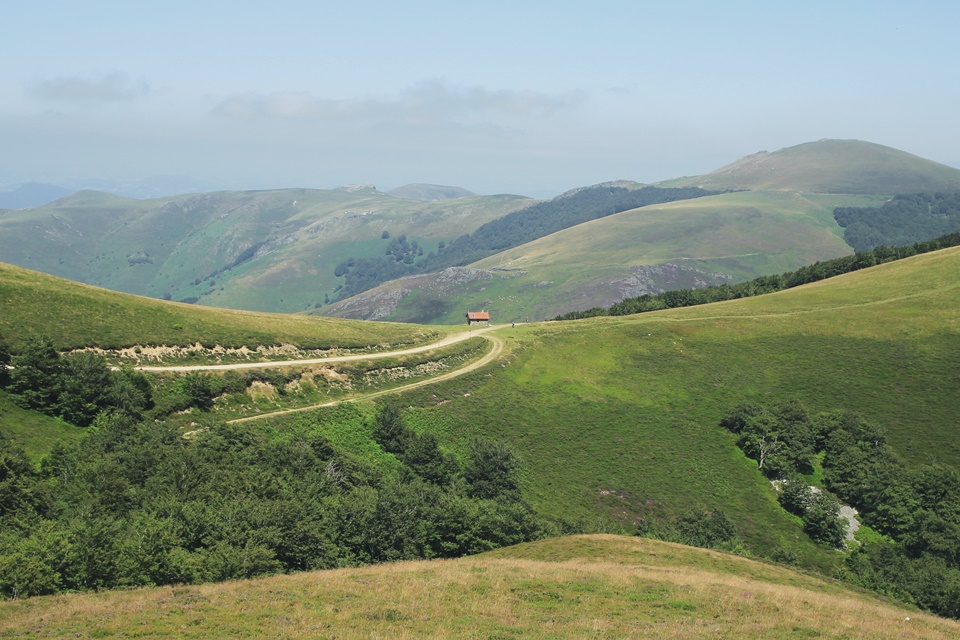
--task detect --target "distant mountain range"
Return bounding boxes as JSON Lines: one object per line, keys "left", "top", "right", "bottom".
{"left": 0, "top": 185, "right": 531, "bottom": 313}
{"left": 0, "top": 182, "right": 73, "bottom": 208}
{"left": 3, "top": 138, "right": 960, "bottom": 321}
{"left": 322, "top": 139, "right": 960, "bottom": 322}
{"left": 385, "top": 183, "right": 477, "bottom": 200}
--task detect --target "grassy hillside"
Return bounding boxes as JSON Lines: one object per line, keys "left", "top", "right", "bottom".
{"left": 2, "top": 535, "right": 955, "bottom": 639}
{"left": 665, "top": 139, "right": 960, "bottom": 194}
{"left": 0, "top": 391, "right": 84, "bottom": 459}
{"left": 368, "top": 247, "right": 960, "bottom": 555}
{"left": 385, "top": 183, "right": 476, "bottom": 200}
{"left": 325, "top": 190, "right": 883, "bottom": 323}
{"left": 0, "top": 187, "right": 531, "bottom": 313}
{"left": 0, "top": 261, "right": 449, "bottom": 351}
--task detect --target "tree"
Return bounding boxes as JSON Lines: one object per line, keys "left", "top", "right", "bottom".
{"left": 777, "top": 473, "right": 812, "bottom": 517}
{"left": 464, "top": 439, "right": 521, "bottom": 500}
{"left": 0, "top": 333, "right": 10, "bottom": 387}
{"left": 674, "top": 509, "right": 738, "bottom": 549}
{"left": 178, "top": 372, "right": 216, "bottom": 409}
{"left": 802, "top": 489, "right": 847, "bottom": 548}
{"left": 108, "top": 367, "right": 153, "bottom": 417}
{"left": 8, "top": 335, "right": 62, "bottom": 412}
{"left": 372, "top": 404, "right": 411, "bottom": 455}
{"left": 403, "top": 432, "right": 455, "bottom": 486}
{"left": 58, "top": 351, "right": 114, "bottom": 426}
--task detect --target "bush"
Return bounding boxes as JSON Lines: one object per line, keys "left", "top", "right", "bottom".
{"left": 802, "top": 490, "right": 847, "bottom": 548}
{"left": 464, "top": 439, "right": 521, "bottom": 501}
{"left": 0, "top": 334, "right": 10, "bottom": 387}
{"left": 9, "top": 335, "right": 62, "bottom": 412}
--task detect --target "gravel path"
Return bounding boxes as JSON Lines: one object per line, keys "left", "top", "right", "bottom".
{"left": 226, "top": 332, "right": 505, "bottom": 423}
{"left": 136, "top": 324, "right": 503, "bottom": 372}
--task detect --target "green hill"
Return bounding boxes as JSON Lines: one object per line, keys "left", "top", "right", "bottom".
{"left": 664, "top": 139, "right": 960, "bottom": 194}
{"left": 375, "top": 247, "right": 960, "bottom": 546}
{"left": 2, "top": 244, "right": 959, "bottom": 623}
{"left": 0, "top": 187, "right": 531, "bottom": 313}
{"left": 385, "top": 183, "right": 476, "bottom": 200}
{"left": 322, "top": 140, "right": 960, "bottom": 324}
{"left": 324, "top": 190, "right": 884, "bottom": 322}
{"left": 0, "top": 261, "right": 449, "bottom": 351}
{"left": 2, "top": 535, "right": 956, "bottom": 639}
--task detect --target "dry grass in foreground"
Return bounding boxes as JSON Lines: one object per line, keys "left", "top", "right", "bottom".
{"left": 1, "top": 535, "right": 956, "bottom": 639}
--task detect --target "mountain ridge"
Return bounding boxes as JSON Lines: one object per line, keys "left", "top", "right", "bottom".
{"left": 663, "top": 138, "right": 960, "bottom": 193}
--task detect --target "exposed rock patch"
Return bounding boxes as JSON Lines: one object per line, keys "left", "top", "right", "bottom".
{"left": 610, "top": 262, "right": 734, "bottom": 299}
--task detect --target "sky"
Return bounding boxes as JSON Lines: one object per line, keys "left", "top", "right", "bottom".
{"left": 2, "top": 0, "right": 959, "bottom": 198}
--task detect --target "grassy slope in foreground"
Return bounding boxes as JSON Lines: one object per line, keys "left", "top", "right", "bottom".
{"left": 390, "top": 247, "right": 959, "bottom": 556}
{"left": 0, "top": 261, "right": 452, "bottom": 351}
{"left": 2, "top": 535, "right": 955, "bottom": 639}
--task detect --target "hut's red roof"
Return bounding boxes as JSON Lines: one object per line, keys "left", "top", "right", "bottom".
{"left": 466, "top": 311, "right": 490, "bottom": 320}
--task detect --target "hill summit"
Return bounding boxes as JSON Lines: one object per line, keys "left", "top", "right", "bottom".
{"left": 670, "top": 139, "right": 960, "bottom": 194}
{"left": 386, "top": 183, "right": 477, "bottom": 200}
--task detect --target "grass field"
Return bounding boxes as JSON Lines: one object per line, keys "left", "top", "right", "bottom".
{"left": 377, "top": 247, "right": 960, "bottom": 563}
{"left": 1, "top": 535, "right": 954, "bottom": 639}
{"left": 2, "top": 245, "right": 957, "bottom": 624}
{"left": 332, "top": 190, "right": 884, "bottom": 323}
{"left": 0, "top": 261, "right": 452, "bottom": 351}
{"left": 0, "top": 390, "right": 85, "bottom": 459}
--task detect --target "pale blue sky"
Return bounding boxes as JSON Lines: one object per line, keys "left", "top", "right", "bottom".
{"left": 2, "top": 0, "right": 958, "bottom": 197}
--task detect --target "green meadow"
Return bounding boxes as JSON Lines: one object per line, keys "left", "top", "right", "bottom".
{"left": 340, "top": 190, "right": 886, "bottom": 323}
{"left": 3, "top": 535, "right": 957, "bottom": 639}
{"left": 381, "top": 247, "right": 960, "bottom": 562}
{"left": 0, "top": 261, "right": 449, "bottom": 351}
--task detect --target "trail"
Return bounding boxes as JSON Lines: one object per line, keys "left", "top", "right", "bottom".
{"left": 136, "top": 324, "right": 503, "bottom": 372}
{"left": 227, "top": 332, "right": 505, "bottom": 423}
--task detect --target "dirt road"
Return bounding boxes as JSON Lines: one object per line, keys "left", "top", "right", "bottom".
{"left": 137, "top": 324, "right": 503, "bottom": 372}
{"left": 227, "top": 332, "right": 505, "bottom": 423}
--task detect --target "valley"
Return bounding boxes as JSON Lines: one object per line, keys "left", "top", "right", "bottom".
{"left": 2, "top": 139, "right": 960, "bottom": 634}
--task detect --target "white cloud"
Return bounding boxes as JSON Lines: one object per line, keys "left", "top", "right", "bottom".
{"left": 27, "top": 72, "right": 150, "bottom": 103}
{"left": 211, "top": 81, "right": 585, "bottom": 123}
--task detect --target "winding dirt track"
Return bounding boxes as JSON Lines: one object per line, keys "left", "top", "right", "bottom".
{"left": 227, "top": 331, "right": 505, "bottom": 423}
{"left": 136, "top": 324, "right": 503, "bottom": 372}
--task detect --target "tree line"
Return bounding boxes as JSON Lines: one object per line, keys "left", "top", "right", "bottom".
{"left": 722, "top": 400, "right": 960, "bottom": 619}
{"left": 2, "top": 335, "right": 152, "bottom": 427}
{"left": 835, "top": 192, "right": 960, "bottom": 253}
{"left": 0, "top": 403, "right": 544, "bottom": 599}
{"left": 555, "top": 230, "right": 960, "bottom": 321}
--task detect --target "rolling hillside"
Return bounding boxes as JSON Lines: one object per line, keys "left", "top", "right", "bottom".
{"left": 323, "top": 139, "right": 960, "bottom": 324}
{"left": 0, "top": 186, "right": 531, "bottom": 313}
{"left": 664, "top": 139, "right": 960, "bottom": 194}
{"left": 385, "top": 183, "right": 476, "bottom": 200}
{"left": 324, "top": 190, "right": 884, "bottom": 322}
{"left": 2, "top": 240, "right": 958, "bottom": 624}
{"left": 0, "top": 261, "right": 449, "bottom": 351}
{"left": 3, "top": 535, "right": 955, "bottom": 639}
{"left": 378, "top": 247, "right": 960, "bottom": 549}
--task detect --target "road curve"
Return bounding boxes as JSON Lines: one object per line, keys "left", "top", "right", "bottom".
{"left": 137, "top": 324, "right": 504, "bottom": 372}
{"left": 227, "top": 332, "right": 505, "bottom": 423}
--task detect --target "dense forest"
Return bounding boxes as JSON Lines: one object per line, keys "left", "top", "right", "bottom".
{"left": 723, "top": 400, "right": 960, "bottom": 619}
{"left": 333, "top": 185, "right": 719, "bottom": 300}
{"left": 0, "top": 398, "right": 544, "bottom": 598}
{"left": 555, "top": 230, "right": 960, "bottom": 320}
{"left": 835, "top": 192, "right": 960, "bottom": 252}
